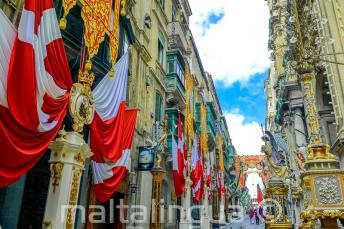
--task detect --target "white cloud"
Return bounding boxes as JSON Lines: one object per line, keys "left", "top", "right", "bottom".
{"left": 189, "top": 0, "right": 270, "bottom": 86}
{"left": 225, "top": 111, "right": 264, "bottom": 155}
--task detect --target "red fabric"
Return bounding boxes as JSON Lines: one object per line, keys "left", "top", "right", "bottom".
{"left": 0, "top": 0, "right": 72, "bottom": 187}
{"left": 24, "top": 0, "right": 55, "bottom": 35}
{"left": 257, "top": 185, "right": 263, "bottom": 204}
{"left": 94, "top": 109, "right": 138, "bottom": 202}
{"left": 217, "top": 172, "right": 223, "bottom": 199}
{"left": 173, "top": 113, "right": 186, "bottom": 198}
{"left": 193, "top": 162, "right": 204, "bottom": 203}
{"left": 90, "top": 102, "right": 126, "bottom": 163}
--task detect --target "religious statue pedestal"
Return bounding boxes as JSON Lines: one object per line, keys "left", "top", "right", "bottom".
{"left": 43, "top": 131, "right": 92, "bottom": 229}
{"left": 179, "top": 177, "right": 193, "bottom": 229}
{"left": 299, "top": 144, "right": 344, "bottom": 229}
{"left": 265, "top": 178, "right": 292, "bottom": 229}
{"left": 150, "top": 168, "right": 166, "bottom": 229}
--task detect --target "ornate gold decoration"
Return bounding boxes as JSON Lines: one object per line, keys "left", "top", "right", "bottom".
{"left": 306, "top": 144, "right": 336, "bottom": 161}
{"left": 69, "top": 64, "right": 95, "bottom": 132}
{"left": 50, "top": 162, "right": 64, "bottom": 192}
{"left": 59, "top": 0, "right": 77, "bottom": 30}
{"left": 200, "top": 103, "right": 208, "bottom": 156}
{"left": 218, "top": 134, "right": 224, "bottom": 172}
{"left": 150, "top": 170, "right": 166, "bottom": 229}
{"left": 43, "top": 221, "right": 52, "bottom": 229}
{"left": 107, "top": 0, "right": 122, "bottom": 77}
{"left": 81, "top": 0, "right": 112, "bottom": 60}
{"left": 184, "top": 60, "right": 194, "bottom": 144}
{"left": 300, "top": 73, "right": 322, "bottom": 146}
{"left": 66, "top": 167, "right": 82, "bottom": 229}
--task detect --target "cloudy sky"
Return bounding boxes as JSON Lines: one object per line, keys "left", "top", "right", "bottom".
{"left": 189, "top": 0, "right": 270, "bottom": 156}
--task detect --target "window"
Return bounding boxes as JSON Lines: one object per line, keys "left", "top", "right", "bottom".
{"left": 158, "top": 33, "right": 165, "bottom": 67}
{"left": 159, "top": 0, "right": 165, "bottom": 10}
{"left": 155, "top": 92, "right": 163, "bottom": 122}
{"left": 119, "top": 26, "right": 129, "bottom": 57}
{"left": 172, "top": 4, "right": 177, "bottom": 22}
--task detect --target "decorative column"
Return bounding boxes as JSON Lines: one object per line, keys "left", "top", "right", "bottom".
{"left": 43, "top": 55, "right": 95, "bottom": 229}
{"left": 265, "top": 180, "right": 292, "bottom": 229}
{"left": 202, "top": 186, "right": 211, "bottom": 229}
{"left": 298, "top": 72, "right": 344, "bottom": 229}
{"left": 293, "top": 107, "right": 307, "bottom": 149}
{"left": 179, "top": 177, "right": 192, "bottom": 229}
{"left": 150, "top": 161, "right": 166, "bottom": 229}
{"left": 43, "top": 130, "right": 92, "bottom": 229}
{"left": 219, "top": 184, "right": 226, "bottom": 224}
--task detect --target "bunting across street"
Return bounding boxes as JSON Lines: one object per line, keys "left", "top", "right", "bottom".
{"left": 0, "top": 0, "right": 72, "bottom": 187}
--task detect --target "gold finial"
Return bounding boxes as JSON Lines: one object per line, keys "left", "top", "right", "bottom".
{"left": 120, "top": 0, "right": 126, "bottom": 16}
{"left": 59, "top": 18, "right": 67, "bottom": 30}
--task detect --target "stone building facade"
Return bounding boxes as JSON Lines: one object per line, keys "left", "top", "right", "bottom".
{"left": 0, "top": 0, "right": 237, "bottom": 228}
{"left": 265, "top": 0, "right": 344, "bottom": 227}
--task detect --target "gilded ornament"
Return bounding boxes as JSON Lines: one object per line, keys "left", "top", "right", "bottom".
{"left": 59, "top": 0, "right": 77, "bottom": 30}
{"left": 315, "top": 176, "right": 343, "bottom": 205}
{"left": 66, "top": 168, "right": 82, "bottom": 229}
{"left": 200, "top": 103, "right": 208, "bottom": 155}
{"left": 82, "top": 0, "right": 112, "bottom": 60}
{"left": 184, "top": 60, "right": 195, "bottom": 143}
{"left": 50, "top": 162, "right": 64, "bottom": 192}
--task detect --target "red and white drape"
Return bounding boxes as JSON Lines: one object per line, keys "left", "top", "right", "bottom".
{"left": 191, "top": 135, "right": 204, "bottom": 202}
{"left": 90, "top": 52, "right": 138, "bottom": 202}
{"left": 172, "top": 113, "right": 186, "bottom": 197}
{"left": 0, "top": 1, "right": 72, "bottom": 187}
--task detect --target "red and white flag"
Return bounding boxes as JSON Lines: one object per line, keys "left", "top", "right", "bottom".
{"left": 90, "top": 52, "right": 138, "bottom": 202}
{"left": 0, "top": 2, "right": 72, "bottom": 187}
{"left": 206, "top": 156, "right": 212, "bottom": 188}
{"left": 172, "top": 113, "right": 186, "bottom": 197}
{"left": 217, "top": 171, "right": 224, "bottom": 199}
{"left": 191, "top": 135, "right": 204, "bottom": 202}
{"left": 191, "top": 136, "right": 201, "bottom": 186}
{"left": 90, "top": 52, "right": 129, "bottom": 164}
{"left": 92, "top": 109, "right": 138, "bottom": 202}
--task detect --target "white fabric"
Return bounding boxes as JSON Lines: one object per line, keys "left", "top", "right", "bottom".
{"left": 191, "top": 136, "right": 198, "bottom": 170}
{"left": 172, "top": 136, "right": 178, "bottom": 171}
{"left": 0, "top": 9, "right": 16, "bottom": 108}
{"left": 91, "top": 149, "right": 130, "bottom": 184}
{"left": 192, "top": 178, "right": 201, "bottom": 196}
{"left": 13, "top": 8, "right": 66, "bottom": 131}
{"left": 93, "top": 52, "right": 129, "bottom": 121}
{"left": 206, "top": 156, "right": 211, "bottom": 176}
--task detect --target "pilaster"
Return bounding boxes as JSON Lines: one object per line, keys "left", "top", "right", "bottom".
{"left": 43, "top": 131, "right": 92, "bottom": 229}
{"left": 201, "top": 187, "right": 211, "bottom": 229}
{"left": 179, "top": 177, "right": 192, "bottom": 229}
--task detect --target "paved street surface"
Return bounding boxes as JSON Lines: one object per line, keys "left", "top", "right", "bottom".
{"left": 225, "top": 215, "right": 265, "bottom": 229}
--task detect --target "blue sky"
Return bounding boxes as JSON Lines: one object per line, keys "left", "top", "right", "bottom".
{"left": 189, "top": 0, "right": 269, "bottom": 155}
{"left": 216, "top": 71, "right": 267, "bottom": 125}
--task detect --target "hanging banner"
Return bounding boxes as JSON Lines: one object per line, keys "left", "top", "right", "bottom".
{"left": 138, "top": 147, "right": 155, "bottom": 171}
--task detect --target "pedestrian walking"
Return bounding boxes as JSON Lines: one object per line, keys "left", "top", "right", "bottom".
{"left": 249, "top": 207, "right": 254, "bottom": 224}
{"left": 255, "top": 208, "right": 260, "bottom": 225}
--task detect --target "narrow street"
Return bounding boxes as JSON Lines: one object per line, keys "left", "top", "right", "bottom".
{"left": 226, "top": 215, "right": 265, "bottom": 229}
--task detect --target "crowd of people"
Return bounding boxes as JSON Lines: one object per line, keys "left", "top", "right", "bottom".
{"left": 248, "top": 206, "right": 264, "bottom": 225}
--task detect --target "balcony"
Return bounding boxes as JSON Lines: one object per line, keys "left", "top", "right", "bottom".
{"left": 165, "top": 52, "right": 186, "bottom": 107}
{"left": 207, "top": 102, "right": 217, "bottom": 139}
{"left": 167, "top": 21, "right": 189, "bottom": 55}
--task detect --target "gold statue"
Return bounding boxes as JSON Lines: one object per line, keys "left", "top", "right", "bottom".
{"left": 261, "top": 135, "right": 288, "bottom": 180}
